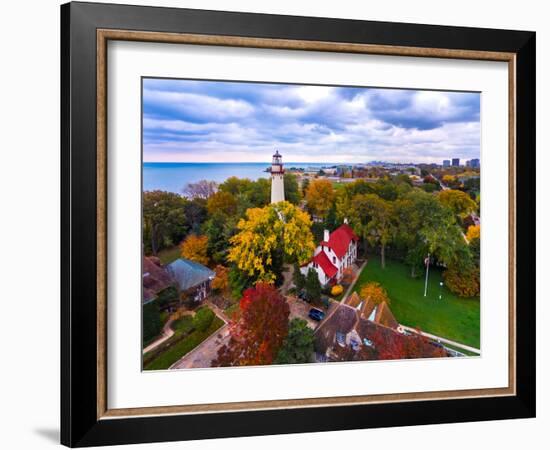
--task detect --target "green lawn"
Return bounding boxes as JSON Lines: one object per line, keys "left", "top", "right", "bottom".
{"left": 144, "top": 316, "right": 224, "bottom": 370}
{"left": 157, "top": 245, "right": 181, "bottom": 265}
{"left": 353, "top": 256, "right": 480, "bottom": 349}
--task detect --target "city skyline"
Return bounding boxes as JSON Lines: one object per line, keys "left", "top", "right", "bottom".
{"left": 143, "top": 78, "right": 481, "bottom": 164}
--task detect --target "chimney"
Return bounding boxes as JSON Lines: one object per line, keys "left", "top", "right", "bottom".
{"left": 344, "top": 217, "right": 348, "bottom": 224}
{"left": 323, "top": 229, "right": 330, "bottom": 242}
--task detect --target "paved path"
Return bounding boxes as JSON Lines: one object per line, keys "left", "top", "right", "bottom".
{"left": 341, "top": 260, "right": 367, "bottom": 303}
{"left": 142, "top": 318, "right": 175, "bottom": 354}
{"left": 399, "top": 325, "right": 481, "bottom": 354}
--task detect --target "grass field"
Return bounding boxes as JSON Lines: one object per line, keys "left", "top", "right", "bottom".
{"left": 144, "top": 315, "right": 224, "bottom": 370}
{"left": 353, "top": 256, "right": 480, "bottom": 349}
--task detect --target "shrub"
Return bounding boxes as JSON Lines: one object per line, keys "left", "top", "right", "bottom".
{"left": 331, "top": 284, "right": 344, "bottom": 296}
{"left": 443, "top": 265, "right": 480, "bottom": 297}
{"left": 192, "top": 307, "right": 215, "bottom": 332}
{"left": 143, "top": 302, "right": 162, "bottom": 345}
{"left": 155, "top": 286, "right": 179, "bottom": 310}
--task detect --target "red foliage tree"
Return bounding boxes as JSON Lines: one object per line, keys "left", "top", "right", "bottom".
{"left": 370, "top": 327, "right": 447, "bottom": 360}
{"left": 213, "top": 282, "right": 290, "bottom": 367}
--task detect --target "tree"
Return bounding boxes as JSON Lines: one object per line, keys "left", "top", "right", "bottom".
{"left": 213, "top": 283, "right": 290, "bottom": 366}
{"left": 143, "top": 190, "right": 188, "bottom": 254}
{"left": 180, "top": 234, "right": 209, "bottom": 265}
{"left": 345, "top": 193, "right": 394, "bottom": 267}
{"left": 301, "top": 177, "right": 310, "bottom": 197}
{"left": 274, "top": 318, "right": 314, "bottom": 364}
{"left": 284, "top": 173, "right": 301, "bottom": 205}
{"left": 305, "top": 179, "right": 335, "bottom": 219}
{"left": 393, "top": 190, "right": 468, "bottom": 277}
{"left": 228, "top": 265, "right": 252, "bottom": 301}
{"left": 183, "top": 179, "right": 218, "bottom": 199}
{"left": 142, "top": 302, "right": 162, "bottom": 346}
{"left": 211, "top": 265, "right": 230, "bottom": 297}
{"left": 355, "top": 194, "right": 394, "bottom": 268}
{"left": 441, "top": 174, "right": 461, "bottom": 189}
{"left": 443, "top": 264, "right": 480, "bottom": 297}
{"left": 246, "top": 178, "right": 271, "bottom": 207}
{"left": 206, "top": 191, "right": 237, "bottom": 217}
{"left": 228, "top": 202, "right": 315, "bottom": 282}
{"left": 293, "top": 263, "right": 306, "bottom": 292}
{"left": 360, "top": 282, "right": 390, "bottom": 305}
{"left": 305, "top": 268, "right": 322, "bottom": 302}
{"left": 370, "top": 327, "right": 446, "bottom": 360}
{"left": 183, "top": 198, "right": 207, "bottom": 233}
{"left": 218, "top": 176, "right": 253, "bottom": 196}
{"left": 202, "top": 213, "right": 235, "bottom": 264}
{"left": 437, "top": 189, "right": 477, "bottom": 218}
{"left": 466, "top": 224, "right": 480, "bottom": 242}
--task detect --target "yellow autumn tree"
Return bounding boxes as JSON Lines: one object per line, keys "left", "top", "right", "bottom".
{"left": 305, "top": 179, "right": 335, "bottom": 219}
{"left": 228, "top": 201, "right": 315, "bottom": 282}
{"left": 180, "top": 234, "right": 209, "bottom": 265}
{"left": 360, "top": 282, "right": 391, "bottom": 305}
{"left": 466, "top": 224, "right": 480, "bottom": 242}
{"left": 437, "top": 189, "right": 477, "bottom": 218}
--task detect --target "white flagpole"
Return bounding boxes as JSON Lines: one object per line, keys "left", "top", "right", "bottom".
{"left": 424, "top": 253, "right": 430, "bottom": 297}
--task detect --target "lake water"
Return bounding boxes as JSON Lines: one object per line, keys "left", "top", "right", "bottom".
{"left": 143, "top": 162, "right": 334, "bottom": 193}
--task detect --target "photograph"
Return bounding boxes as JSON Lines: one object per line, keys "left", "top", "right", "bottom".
{"left": 141, "top": 78, "right": 482, "bottom": 370}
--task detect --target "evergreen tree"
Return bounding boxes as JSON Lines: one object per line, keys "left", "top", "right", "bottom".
{"left": 274, "top": 318, "right": 315, "bottom": 364}
{"left": 293, "top": 263, "right": 306, "bottom": 292}
{"left": 305, "top": 268, "right": 322, "bottom": 302}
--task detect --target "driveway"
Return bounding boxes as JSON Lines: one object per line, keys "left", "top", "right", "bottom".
{"left": 287, "top": 296, "right": 321, "bottom": 329}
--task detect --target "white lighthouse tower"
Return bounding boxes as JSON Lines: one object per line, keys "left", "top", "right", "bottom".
{"left": 270, "top": 150, "right": 285, "bottom": 204}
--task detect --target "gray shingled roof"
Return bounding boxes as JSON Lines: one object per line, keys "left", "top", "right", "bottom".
{"left": 166, "top": 258, "right": 215, "bottom": 291}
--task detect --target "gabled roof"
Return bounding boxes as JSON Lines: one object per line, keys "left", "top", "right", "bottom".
{"left": 344, "top": 292, "right": 362, "bottom": 308}
{"left": 166, "top": 258, "right": 215, "bottom": 291}
{"left": 320, "top": 224, "right": 359, "bottom": 259}
{"left": 359, "top": 298, "right": 399, "bottom": 330}
{"left": 312, "top": 251, "right": 338, "bottom": 278}
{"left": 374, "top": 301, "right": 399, "bottom": 329}
{"left": 143, "top": 256, "right": 175, "bottom": 303}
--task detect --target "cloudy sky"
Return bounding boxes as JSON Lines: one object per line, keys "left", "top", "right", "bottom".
{"left": 143, "top": 78, "right": 480, "bottom": 164}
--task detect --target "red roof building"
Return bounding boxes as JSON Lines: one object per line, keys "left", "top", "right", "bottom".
{"left": 301, "top": 221, "right": 359, "bottom": 286}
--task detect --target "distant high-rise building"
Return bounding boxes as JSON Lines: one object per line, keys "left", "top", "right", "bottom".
{"left": 443, "top": 160, "right": 451, "bottom": 167}
{"left": 452, "top": 158, "right": 460, "bottom": 167}
{"left": 469, "top": 158, "right": 480, "bottom": 168}
{"left": 466, "top": 160, "right": 471, "bottom": 168}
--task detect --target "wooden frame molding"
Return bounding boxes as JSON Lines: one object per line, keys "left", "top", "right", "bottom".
{"left": 96, "top": 29, "right": 517, "bottom": 421}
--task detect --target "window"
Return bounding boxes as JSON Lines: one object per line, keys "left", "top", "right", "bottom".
{"left": 336, "top": 332, "right": 346, "bottom": 347}
{"left": 333, "top": 257, "right": 336, "bottom": 264}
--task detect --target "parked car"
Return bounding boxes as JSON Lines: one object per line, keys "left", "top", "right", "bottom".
{"left": 308, "top": 308, "right": 326, "bottom": 321}
{"left": 298, "top": 290, "right": 309, "bottom": 302}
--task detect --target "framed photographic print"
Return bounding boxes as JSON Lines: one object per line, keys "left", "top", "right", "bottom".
{"left": 61, "top": 1, "right": 536, "bottom": 447}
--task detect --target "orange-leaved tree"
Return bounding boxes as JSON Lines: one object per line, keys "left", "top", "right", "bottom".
{"left": 211, "top": 265, "right": 230, "bottom": 297}
{"left": 180, "top": 234, "right": 209, "bottom": 265}
{"left": 466, "top": 224, "right": 480, "bottom": 242}
{"left": 360, "top": 281, "right": 390, "bottom": 305}
{"left": 213, "top": 282, "right": 289, "bottom": 367}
